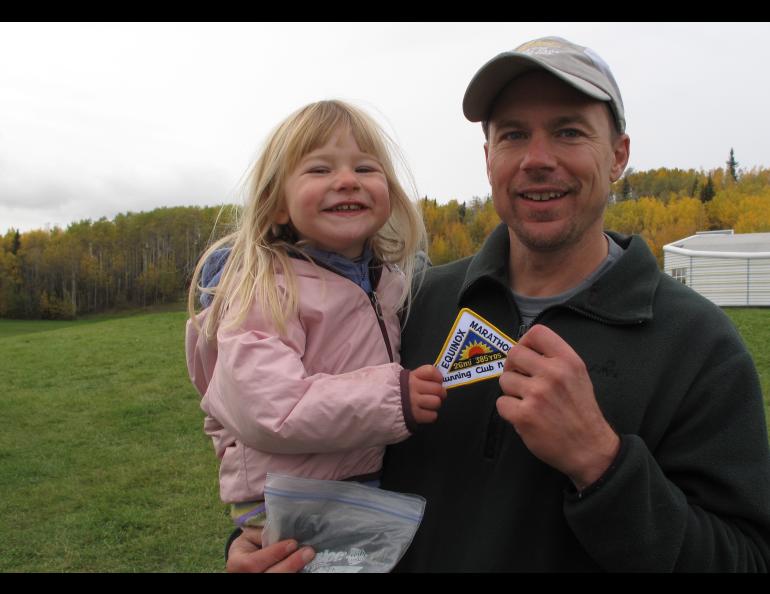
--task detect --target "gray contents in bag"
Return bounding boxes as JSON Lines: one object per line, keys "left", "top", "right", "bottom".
{"left": 262, "top": 473, "right": 426, "bottom": 573}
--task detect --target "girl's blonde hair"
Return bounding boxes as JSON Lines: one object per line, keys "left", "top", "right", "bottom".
{"left": 187, "top": 99, "right": 427, "bottom": 340}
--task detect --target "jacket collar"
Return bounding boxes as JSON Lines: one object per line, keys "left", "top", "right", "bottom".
{"left": 289, "top": 246, "right": 386, "bottom": 292}
{"left": 459, "top": 223, "right": 659, "bottom": 324}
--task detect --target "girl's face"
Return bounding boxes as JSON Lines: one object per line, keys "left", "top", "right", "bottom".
{"left": 276, "top": 127, "right": 391, "bottom": 259}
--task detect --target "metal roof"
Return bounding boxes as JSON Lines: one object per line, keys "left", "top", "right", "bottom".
{"left": 664, "top": 231, "right": 770, "bottom": 258}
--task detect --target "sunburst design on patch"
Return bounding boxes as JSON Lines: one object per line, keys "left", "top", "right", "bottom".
{"left": 460, "top": 341, "right": 491, "bottom": 360}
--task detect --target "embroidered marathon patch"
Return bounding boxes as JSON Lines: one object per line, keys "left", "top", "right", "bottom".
{"left": 434, "top": 308, "right": 516, "bottom": 389}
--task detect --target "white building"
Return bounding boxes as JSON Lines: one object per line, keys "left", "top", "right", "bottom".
{"left": 663, "top": 230, "right": 770, "bottom": 306}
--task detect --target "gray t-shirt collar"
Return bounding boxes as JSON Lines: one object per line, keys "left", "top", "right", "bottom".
{"left": 513, "top": 234, "right": 624, "bottom": 329}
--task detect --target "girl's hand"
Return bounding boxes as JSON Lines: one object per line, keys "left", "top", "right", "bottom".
{"left": 408, "top": 364, "right": 447, "bottom": 424}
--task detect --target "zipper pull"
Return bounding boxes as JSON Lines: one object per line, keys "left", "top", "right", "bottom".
{"left": 370, "top": 290, "right": 384, "bottom": 320}
{"left": 369, "top": 289, "right": 394, "bottom": 363}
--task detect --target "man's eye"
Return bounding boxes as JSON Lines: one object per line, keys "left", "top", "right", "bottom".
{"left": 503, "top": 131, "right": 526, "bottom": 141}
{"left": 558, "top": 129, "right": 582, "bottom": 138}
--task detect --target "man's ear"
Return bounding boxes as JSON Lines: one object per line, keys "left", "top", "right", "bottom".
{"left": 610, "top": 134, "right": 631, "bottom": 182}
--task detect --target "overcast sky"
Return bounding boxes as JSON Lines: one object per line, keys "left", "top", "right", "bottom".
{"left": 2, "top": 22, "right": 769, "bottom": 233}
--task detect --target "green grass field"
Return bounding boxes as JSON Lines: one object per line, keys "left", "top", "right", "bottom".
{"left": 0, "top": 307, "right": 227, "bottom": 572}
{"left": 723, "top": 308, "right": 770, "bottom": 424}
{"left": 1, "top": 306, "right": 769, "bottom": 572}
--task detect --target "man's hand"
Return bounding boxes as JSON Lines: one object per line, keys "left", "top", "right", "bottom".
{"left": 226, "top": 527, "right": 315, "bottom": 573}
{"left": 409, "top": 364, "right": 447, "bottom": 424}
{"left": 497, "top": 324, "right": 620, "bottom": 490}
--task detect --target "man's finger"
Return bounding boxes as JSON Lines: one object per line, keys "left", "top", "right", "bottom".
{"left": 251, "top": 540, "right": 298, "bottom": 572}
{"left": 227, "top": 531, "right": 313, "bottom": 573}
{"left": 265, "top": 545, "right": 316, "bottom": 573}
{"left": 503, "top": 343, "right": 544, "bottom": 376}
{"left": 496, "top": 394, "right": 524, "bottom": 426}
{"left": 498, "top": 369, "right": 527, "bottom": 399}
{"left": 518, "top": 324, "right": 576, "bottom": 359}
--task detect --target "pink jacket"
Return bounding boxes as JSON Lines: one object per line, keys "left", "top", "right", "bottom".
{"left": 185, "top": 258, "right": 413, "bottom": 504}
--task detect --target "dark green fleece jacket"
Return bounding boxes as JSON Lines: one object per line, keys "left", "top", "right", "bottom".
{"left": 382, "top": 223, "right": 770, "bottom": 572}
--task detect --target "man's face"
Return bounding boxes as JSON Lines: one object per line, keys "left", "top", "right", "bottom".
{"left": 484, "top": 71, "right": 630, "bottom": 253}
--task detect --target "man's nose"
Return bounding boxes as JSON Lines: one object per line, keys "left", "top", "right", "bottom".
{"left": 520, "top": 135, "right": 557, "bottom": 171}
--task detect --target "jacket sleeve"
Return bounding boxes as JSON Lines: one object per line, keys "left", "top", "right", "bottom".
{"left": 200, "top": 300, "right": 412, "bottom": 456}
{"left": 563, "top": 347, "right": 770, "bottom": 572}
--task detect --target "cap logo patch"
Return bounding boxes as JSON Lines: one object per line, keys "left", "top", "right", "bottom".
{"left": 434, "top": 308, "right": 516, "bottom": 389}
{"left": 517, "top": 38, "right": 565, "bottom": 56}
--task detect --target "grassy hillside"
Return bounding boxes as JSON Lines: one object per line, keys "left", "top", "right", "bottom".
{"left": 723, "top": 308, "right": 770, "bottom": 422}
{"left": 0, "top": 309, "right": 226, "bottom": 572}
{"left": 1, "top": 306, "right": 768, "bottom": 572}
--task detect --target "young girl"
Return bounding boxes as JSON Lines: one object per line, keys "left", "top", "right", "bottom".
{"left": 185, "top": 100, "right": 446, "bottom": 531}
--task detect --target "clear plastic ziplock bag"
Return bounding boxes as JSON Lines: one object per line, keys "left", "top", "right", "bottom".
{"left": 262, "top": 473, "right": 426, "bottom": 573}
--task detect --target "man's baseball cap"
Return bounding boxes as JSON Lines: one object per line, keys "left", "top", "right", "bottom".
{"left": 463, "top": 36, "right": 626, "bottom": 134}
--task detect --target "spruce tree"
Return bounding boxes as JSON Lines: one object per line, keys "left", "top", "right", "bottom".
{"left": 700, "top": 175, "right": 716, "bottom": 203}
{"left": 726, "top": 148, "right": 739, "bottom": 182}
{"left": 621, "top": 176, "right": 632, "bottom": 200}
{"left": 11, "top": 229, "right": 21, "bottom": 255}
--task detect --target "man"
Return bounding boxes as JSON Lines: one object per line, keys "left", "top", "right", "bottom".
{"left": 227, "top": 36, "right": 770, "bottom": 572}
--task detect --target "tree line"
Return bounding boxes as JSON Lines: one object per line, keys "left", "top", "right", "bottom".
{"left": 2, "top": 164, "right": 769, "bottom": 320}
{"left": 423, "top": 163, "right": 770, "bottom": 267}
{"left": 607, "top": 163, "right": 770, "bottom": 264}
{"left": 0, "top": 206, "right": 238, "bottom": 319}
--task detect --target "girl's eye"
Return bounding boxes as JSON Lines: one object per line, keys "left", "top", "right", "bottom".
{"left": 308, "top": 167, "right": 329, "bottom": 174}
